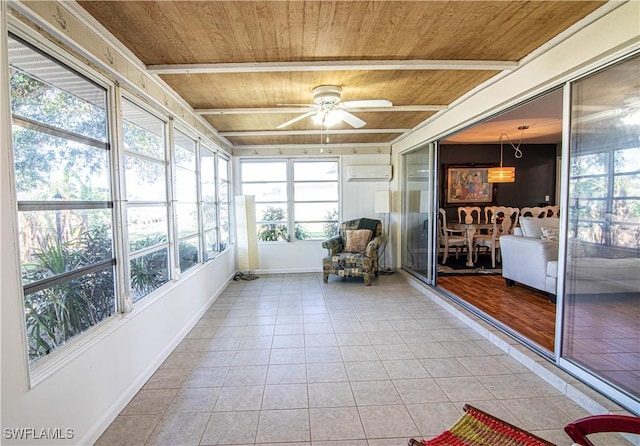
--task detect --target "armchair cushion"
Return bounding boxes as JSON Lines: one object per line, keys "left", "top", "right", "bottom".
{"left": 344, "top": 229, "right": 373, "bottom": 253}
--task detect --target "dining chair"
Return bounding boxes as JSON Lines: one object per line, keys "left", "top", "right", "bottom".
{"left": 457, "top": 206, "right": 481, "bottom": 224}
{"left": 438, "top": 208, "right": 467, "bottom": 264}
{"left": 483, "top": 205, "right": 498, "bottom": 224}
{"left": 547, "top": 205, "right": 560, "bottom": 217}
{"left": 520, "top": 206, "right": 548, "bottom": 218}
{"left": 521, "top": 205, "right": 560, "bottom": 219}
{"left": 474, "top": 206, "right": 520, "bottom": 268}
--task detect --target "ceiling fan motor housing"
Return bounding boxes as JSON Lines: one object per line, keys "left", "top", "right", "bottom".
{"left": 312, "top": 85, "right": 342, "bottom": 105}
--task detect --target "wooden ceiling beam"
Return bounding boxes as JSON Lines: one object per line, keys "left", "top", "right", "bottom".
{"left": 147, "top": 60, "right": 518, "bottom": 75}
{"left": 196, "top": 105, "right": 446, "bottom": 115}
{"left": 220, "top": 129, "right": 410, "bottom": 137}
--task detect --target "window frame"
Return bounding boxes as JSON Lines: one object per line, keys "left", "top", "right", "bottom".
{"left": 217, "top": 153, "right": 232, "bottom": 252}
{"left": 240, "top": 158, "right": 339, "bottom": 243}
{"left": 120, "top": 96, "right": 173, "bottom": 301}
{"left": 171, "top": 126, "right": 201, "bottom": 274}
{"left": 8, "top": 32, "right": 119, "bottom": 364}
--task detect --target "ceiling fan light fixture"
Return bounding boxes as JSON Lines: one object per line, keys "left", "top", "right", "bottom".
{"left": 276, "top": 84, "right": 390, "bottom": 129}
{"left": 325, "top": 109, "right": 344, "bottom": 127}
{"left": 312, "top": 109, "right": 343, "bottom": 127}
{"left": 311, "top": 112, "right": 324, "bottom": 126}
{"left": 312, "top": 85, "right": 342, "bottom": 105}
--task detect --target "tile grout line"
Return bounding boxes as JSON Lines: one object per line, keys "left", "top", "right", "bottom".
{"left": 405, "top": 273, "right": 627, "bottom": 419}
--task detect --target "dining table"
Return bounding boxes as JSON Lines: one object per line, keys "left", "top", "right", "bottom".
{"left": 450, "top": 221, "right": 493, "bottom": 267}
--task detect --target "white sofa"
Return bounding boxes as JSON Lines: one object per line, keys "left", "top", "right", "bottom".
{"left": 501, "top": 216, "right": 640, "bottom": 298}
{"left": 500, "top": 217, "right": 560, "bottom": 299}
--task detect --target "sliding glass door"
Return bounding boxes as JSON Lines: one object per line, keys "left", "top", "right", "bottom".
{"left": 402, "top": 143, "right": 437, "bottom": 283}
{"left": 560, "top": 53, "right": 639, "bottom": 410}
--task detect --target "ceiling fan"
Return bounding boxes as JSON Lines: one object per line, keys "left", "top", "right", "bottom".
{"left": 276, "top": 85, "right": 392, "bottom": 129}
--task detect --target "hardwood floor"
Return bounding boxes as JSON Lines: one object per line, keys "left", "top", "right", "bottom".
{"left": 436, "top": 274, "right": 557, "bottom": 352}
{"left": 436, "top": 272, "right": 639, "bottom": 401}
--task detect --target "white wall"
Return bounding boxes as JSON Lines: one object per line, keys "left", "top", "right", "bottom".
{"left": 1, "top": 3, "right": 237, "bottom": 445}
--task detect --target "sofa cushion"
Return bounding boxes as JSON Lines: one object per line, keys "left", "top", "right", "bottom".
{"left": 519, "top": 216, "right": 559, "bottom": 238}
{"left": 344, "top": 229, "right": 372, "bottom": 253}
{"left": 541, "top": 226, "right": 560, "bottom": 241}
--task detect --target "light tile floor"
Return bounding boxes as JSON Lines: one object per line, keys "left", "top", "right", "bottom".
{"left": 96, "top": 273, "right": 633, "bottom": 445}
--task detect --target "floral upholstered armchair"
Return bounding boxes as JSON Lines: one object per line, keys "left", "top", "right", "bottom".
{"left": 322, "top": 218, "right": 382, "bottom": 286}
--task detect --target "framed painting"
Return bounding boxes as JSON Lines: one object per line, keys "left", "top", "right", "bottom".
{"left": 445, "top": 165, "right": 496, "bottom": 205}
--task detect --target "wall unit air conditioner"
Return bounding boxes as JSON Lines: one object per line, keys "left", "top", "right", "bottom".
{"left": 346, "top": 165, "right": 392, "bottom": 181}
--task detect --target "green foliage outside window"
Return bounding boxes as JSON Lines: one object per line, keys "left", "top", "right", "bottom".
{"left": 257, "top": 206, "right": 311, "bottom": 241}
{"left": 323, "top": 209, "right": 339, "bottom": 238}
{"left": 22, "top": 226, "right": 115, "bottom": 361}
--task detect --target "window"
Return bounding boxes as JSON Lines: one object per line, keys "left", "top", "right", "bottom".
{"left": 241, "top": 159, "right": 338, "bottom": 241}
{"left": 569, "top": 148, "right": 640, "bottom": 248}
{"left": 294, "top": 161, "right": 339, "bottom": 239}
{"left": 218, "top": 156, "right": 231, "bottom": 249}
{"left": 201, "top": 152, "right": 230, "bottom": 259}
{"left": 9, "top": 35, "right": 116, "bottom": 361}
{"left": 121, "top": 98, "right": 170, "bottom": 301}
{"left": 200, "top": 145, "right": 222, "bottom": 260}
{"left": 173, "top": 129, "right": 200, "bottom": 272}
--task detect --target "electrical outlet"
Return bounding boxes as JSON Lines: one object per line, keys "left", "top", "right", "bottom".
{"left": 545, "top": 195, "right": 550, "bottom": 202}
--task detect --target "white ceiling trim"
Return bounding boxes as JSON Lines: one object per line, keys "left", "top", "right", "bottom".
{"left": 232, "top": 143, "right": 392, "bottom": 156}
{"left": 196, "top": 105, "right": 446, "bottom": 115}
{"left": 220, "top": 129, "right": 409, "bottom": 137}
{"left": 147, "top": 59, "right": 518, "bottom": 75}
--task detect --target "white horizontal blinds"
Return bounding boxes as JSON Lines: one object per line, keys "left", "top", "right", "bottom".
{"left": 8, "top": 34, "right": 116, "bottom": 362}
{"left": 121, "top": 98, "right": 170, "bottom": 301}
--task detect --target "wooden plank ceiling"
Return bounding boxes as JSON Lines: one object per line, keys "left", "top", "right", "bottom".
{"left": 78, "top": 0, "right": 605, "bottom": 148}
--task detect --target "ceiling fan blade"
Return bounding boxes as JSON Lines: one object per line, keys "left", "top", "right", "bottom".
{"left": 342, "top": 99, "right": 392, "bottom": 108}
{"left": 276, "top": 111, "right": 316, "bottom": 129}
{"left": 340, "top": 111, "right": 366, "bottom": 128}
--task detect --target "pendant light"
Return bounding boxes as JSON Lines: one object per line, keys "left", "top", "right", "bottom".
{"left": 488, "top": 126, "right": 527, "bottom": 183}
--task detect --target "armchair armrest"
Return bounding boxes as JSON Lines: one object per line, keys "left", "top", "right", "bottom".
{"left": 365, "top": 236, "right": 382, "bottom": 257}
{"left": 322, "top": 235, "right": 343, "bottom": 256}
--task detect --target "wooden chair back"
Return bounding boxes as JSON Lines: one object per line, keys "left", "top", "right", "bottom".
{"left": 483, "top": 206, "right": 498, "bottom": 224}
{"left": 492, "top": 206, "right": 520, "bottom": 238}
{"left": 520, "top": 205, "right": 559, "bottom": 218}
{"left": 457, "top": 206, "right": 481, "bottom": 224}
